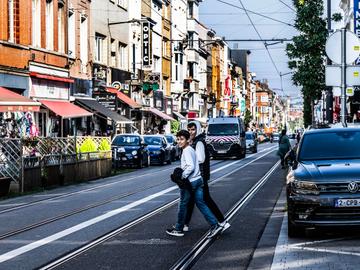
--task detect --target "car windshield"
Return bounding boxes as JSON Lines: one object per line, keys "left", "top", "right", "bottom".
{"left": 245, "top": 133, "right": 254, "bottom": 140}
{"left": 273, "top": 133, "right": 279, "bottom": 138}
{"left": 144, "top": 136, "right": 162, "bottom": 145}
{"left": 113, "top": 136, "right": 140, "bottom": 146}
{"left": 165, "top": 136, "right": 174, "bottom": 143}
{"left": 299, "top": 131, "right": 360, "bottom": 160}
{"left": 207, "top": 124, "right": 238, "bottom": 136}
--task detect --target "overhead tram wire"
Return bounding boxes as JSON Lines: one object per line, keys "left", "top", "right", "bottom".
{"left": 278, "top": 0, "right": 296, "bottom": 12}
{"left": 237, "top": 0, "right": 281, "bottom": 77}
{"left": 215, "top": 0, "right": 295, "bottom": 27}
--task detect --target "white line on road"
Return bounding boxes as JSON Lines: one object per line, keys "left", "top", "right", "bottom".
{"left": 0, "top": 146, "right": 276, "bottom": 264}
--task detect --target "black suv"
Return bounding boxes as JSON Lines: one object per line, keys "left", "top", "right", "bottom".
{"left": 286, "top": 127, "right": 360, "bottom": 237}
{"left": 112, "top": 134, "right": 149, "bottom": 168}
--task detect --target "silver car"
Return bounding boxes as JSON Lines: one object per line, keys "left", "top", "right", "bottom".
{"left": 245, "top": 131, "right": 258, "bottom": 153}
{"left": 286, "top": 127, "right": 360, "bottom": 237}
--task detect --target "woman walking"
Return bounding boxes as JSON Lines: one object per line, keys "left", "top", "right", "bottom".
{"left": 277, "top": 129, "right": 291, "bottom": 169}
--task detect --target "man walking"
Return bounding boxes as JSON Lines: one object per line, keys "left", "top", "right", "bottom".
{"left": 166, "top": 130, "right": 223, "bottom": 237}
{"left": 184, "top": 121, "right": 230, "bottom": 232}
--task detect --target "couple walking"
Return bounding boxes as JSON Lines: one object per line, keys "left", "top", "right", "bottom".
{"left": 167, "top": 121, "right": 230, "bottom": 238}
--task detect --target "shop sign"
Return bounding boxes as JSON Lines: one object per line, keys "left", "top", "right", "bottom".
{"left": 142, "top": 22, "right": 152, "bottom": 69}
{"left": 94, "top": 92, "right": 117, "bottom": 111}
{"left": 153, "top": 90, "right": 163, "bottom": 111}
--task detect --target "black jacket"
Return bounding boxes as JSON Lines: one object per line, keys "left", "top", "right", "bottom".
{"left": 171, "top": 167, "right": 192, "bottom": 190}
{"left": 192, "top": 133, "right": 210, "bottom": 183}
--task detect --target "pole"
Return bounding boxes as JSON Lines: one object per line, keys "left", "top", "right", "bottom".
{"left": 325, "top": 0, "right": 334, "bottom": 124}
{"left": 341, "top": 28, "right": 347, "bottom": 127}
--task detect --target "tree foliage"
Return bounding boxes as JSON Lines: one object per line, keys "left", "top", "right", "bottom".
{"left": 244, "top": 109, "right": 252, "bottom": 128}
{"left": 286, "top": 0, "right": 328, "bottom": 127}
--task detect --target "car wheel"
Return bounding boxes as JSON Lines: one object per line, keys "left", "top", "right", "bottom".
{"left": 145, "top": 155, "right": 150, "bottom": 167}
{"left": 287, "top": 214, "right": 304, "bottom": 238}
{"left": 137, "top": 158, "right": 143, "bottom": 169}
{"left": 167, "top": 157, "right": 172, "bottom": 165}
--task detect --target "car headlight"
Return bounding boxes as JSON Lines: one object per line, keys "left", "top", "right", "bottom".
{"left": 117, "top": 147, "right": 126, "bottom": 153}
{"left": 291, "top": 180, "right": 319, "bottom": 195}
{"left": 131, "top": 150, "right": 137, "bottom": 155}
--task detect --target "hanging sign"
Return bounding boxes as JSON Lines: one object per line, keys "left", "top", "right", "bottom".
{"left": 142, "top": 22, "right": 152, "bottom": 70}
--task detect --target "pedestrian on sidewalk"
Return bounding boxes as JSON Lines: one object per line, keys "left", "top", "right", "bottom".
{"left": 277, "top": 129, "right": 291, "bottom": 169}
{"left": 184, "top": 121, "right": 230, "bottom": 232}
{"left": 166, "top": 130, "right": 223, "bottom": 237}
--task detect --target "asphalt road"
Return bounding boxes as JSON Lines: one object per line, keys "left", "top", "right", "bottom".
{"left": 0, "top": 142, "right": 282, "bottom": 270}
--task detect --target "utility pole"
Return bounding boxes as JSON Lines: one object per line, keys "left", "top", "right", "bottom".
{"left": 341, "top": 28, "right": 347, "bottom": 126}
{"left": 325, "top": 0, "right": 334, "bottom": 124}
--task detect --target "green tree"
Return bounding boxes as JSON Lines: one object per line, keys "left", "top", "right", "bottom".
{"left": 286, "top": 0, "right": 327, "bottom": 127}
{"left": 244, "top": 109, "right": 252, "bottom": 128}
{"left": 170, "top": 120, "right": 180, "bottom": 134}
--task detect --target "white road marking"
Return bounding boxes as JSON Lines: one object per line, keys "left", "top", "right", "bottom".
{"left": 0, "top": 146, "right": 276, "bottom": 264}
{"left": 290, "top": 245, "right": 360, "bottom": 257}
{"left": 271, "top": 213, "right": 360, "bottom": 270}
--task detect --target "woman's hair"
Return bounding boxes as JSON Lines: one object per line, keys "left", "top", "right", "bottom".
{"left": 281, "top": 129, "right": 286, "bottom": 136}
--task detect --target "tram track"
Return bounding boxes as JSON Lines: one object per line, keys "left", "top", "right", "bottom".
{"left": 169, "top": 160, "right": 280, "bottom": 270}
{"left": 0, "top": 160, "right": 230, "bottom": 215}
{"left": 36, "top": 147, "right": 276, "bottom": 270}
{"left": 0, "top": 160, "right": 229, "bottom": 241}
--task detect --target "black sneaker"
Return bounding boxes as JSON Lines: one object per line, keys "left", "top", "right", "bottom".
{"left": 166, "top": 228, "right": 184, "bottom": 237}
{"left": 207, "top": 224, "right": 223, "bottom": 238}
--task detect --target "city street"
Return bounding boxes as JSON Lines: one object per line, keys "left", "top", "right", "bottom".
{"left": 0, "top": 142, "right": 284, "bottom": 270}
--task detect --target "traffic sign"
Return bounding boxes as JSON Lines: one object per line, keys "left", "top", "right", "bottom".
{"left": 325, "top": 65, "right": 360, "bottom": 86}
{"left": 325, "top": 30, "right": 360, "bottom": 65}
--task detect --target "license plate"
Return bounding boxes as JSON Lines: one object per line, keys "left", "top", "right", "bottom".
{"left": 335, "top": 198, "right": 360, "bottom": 207}
{"left": 122, "top": 157, "right": 127, "bottom": 161}
{"left": 217, "top": 150, "right": 227, "bottom": 154}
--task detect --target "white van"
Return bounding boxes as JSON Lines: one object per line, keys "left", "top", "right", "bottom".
{"left": 206, "top": 117, "right": 246, "bottom": 159}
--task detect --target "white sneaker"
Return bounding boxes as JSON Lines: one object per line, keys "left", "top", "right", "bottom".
{"left": 220, "top": 221, "right": 231, "bottom": 232}
{"left": 207, "top": 223, "right": 223, "bottom": 238}
{"left": 183, "top": 225, "right": 189, "bottom": 232}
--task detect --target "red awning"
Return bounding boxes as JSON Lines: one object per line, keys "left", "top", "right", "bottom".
{"left": 0, "top": 87, "right": 41, "bottom": 112}
{"left": 143, "top": 107, "right": 175, "bottom": 121}
{"left": 39, "top": 100, "right": 93, "bottom": 119}
{"left": 30, "top": 72, "right": 74, "bottom": 83}
{"left": 106, "top": 87, "right": 142, "bottom": 109}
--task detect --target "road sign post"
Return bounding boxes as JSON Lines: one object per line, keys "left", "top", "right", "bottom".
{"left": 325, "top": 29, "right": 360, "bottom": 126}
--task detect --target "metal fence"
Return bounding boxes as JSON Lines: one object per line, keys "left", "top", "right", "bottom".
{"left": 0, "top": 136, "right": 112, "bottom": 188}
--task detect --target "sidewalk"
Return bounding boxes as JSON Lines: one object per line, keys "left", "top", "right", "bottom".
{"left": 249, "top": 189, "right": 360, "bottom": 270}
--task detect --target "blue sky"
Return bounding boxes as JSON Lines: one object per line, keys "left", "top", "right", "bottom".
{"left": 199, "top": 0, "right": 301, "bottom": 99}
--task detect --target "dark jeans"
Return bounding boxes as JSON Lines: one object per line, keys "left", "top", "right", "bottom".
{"left": 175, "top": 178, "right": 218, "bottom": 231}
{"left": 185, "top": 181, "right": 225, "bottom": 225}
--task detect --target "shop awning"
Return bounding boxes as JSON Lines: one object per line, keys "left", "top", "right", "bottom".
{"left": 0, "top": 87, "right": 41, "bottom": 112}
{"left": 30, "top": 72, "right": 74, "bottom": 83}
{"left": 39, "top": 100, "right": 93, "bottom": 119}
{"left": 76, "top": 98, "right": 133, "bottom": 124}
{"left": 106, "top": 87, "right": 142, "bottom": 109}
{"left": 143, "top": 107, "right": 175, "bottom": 121}
{"left": 173, "top": 111, "right": 186, "bottom": 120}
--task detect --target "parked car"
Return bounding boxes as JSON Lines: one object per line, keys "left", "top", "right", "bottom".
{"left": 143, "top": 135, "right": 172, "bottom": 165}
{"left": 164, "top": 134, "right": 181, "bottom": 161}
{"left": 245, "top": 131, "right": 258, "bottom": 153}
{"left": 206, "top": 117, "right": 246, "bottom": 159}
{"left": 286, "top": 127, "right": 360, "bottom": 237}
{"left": 112, "top": 134, "right": 149, "bottom": 169}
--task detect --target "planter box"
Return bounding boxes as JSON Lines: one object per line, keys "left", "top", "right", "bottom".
{"left": 22, "top": 158, "right": 112, "bottom": 192}
{"left": 0, "top": 177, "right": 11, "bottom": 197}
